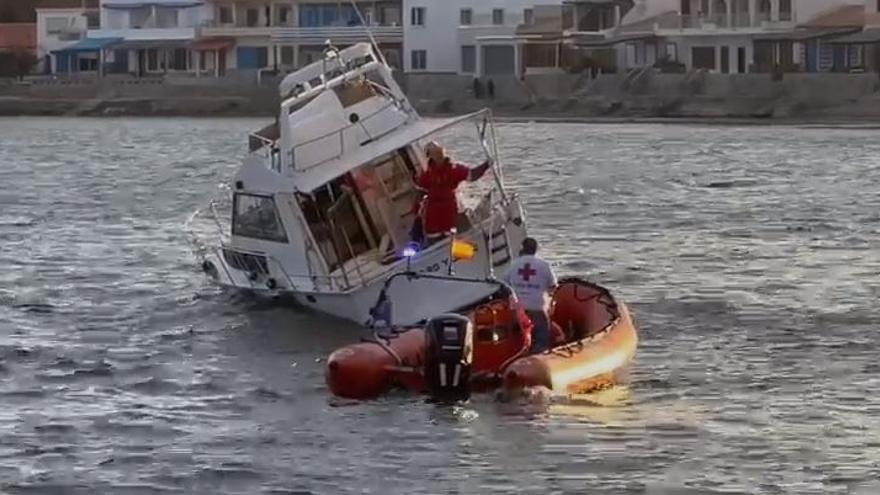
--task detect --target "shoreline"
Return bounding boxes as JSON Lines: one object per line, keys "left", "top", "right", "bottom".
{"left": 0, "top": 105, "right": 880, "bottom": 130}
{"left": 2, "top": 96, "right": 880, "bottom": 128}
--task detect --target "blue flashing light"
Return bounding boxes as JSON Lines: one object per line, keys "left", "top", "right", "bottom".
{"left": 402, "top": 242, "right": 419, "bottom": 259}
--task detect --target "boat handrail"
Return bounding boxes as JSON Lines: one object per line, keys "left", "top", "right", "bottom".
{"left": 286, "top": 98, "right": 408, "bottom": 173}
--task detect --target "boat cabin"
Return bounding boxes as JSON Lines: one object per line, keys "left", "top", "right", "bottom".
{"left": 217, "top": 43, "right": 511, "bottom": 296}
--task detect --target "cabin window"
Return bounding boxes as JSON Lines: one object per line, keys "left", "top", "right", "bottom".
{"left": 297, "top": 149, "right": 418, "bottom": 272}
{"left": 232, "top": 193, "right": 289, "bottom": 243}
{"left": 349, "top": 150, "right": 420, "bottom": 252}
{"left": 297, "top": 174, "right": 380, "bottom": 272}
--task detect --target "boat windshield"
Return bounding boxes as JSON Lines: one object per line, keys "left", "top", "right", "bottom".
{"left": 232, "top": 193, "right": 289, "bottom": 243}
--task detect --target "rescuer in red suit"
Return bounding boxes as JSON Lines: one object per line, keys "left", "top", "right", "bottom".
{"left": 414, "top": 141, "right": 490, "bottom": 242}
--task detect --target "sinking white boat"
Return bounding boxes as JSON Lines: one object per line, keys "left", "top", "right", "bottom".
{"left": 186, "top": 42, "right": 529, "bottom": 327}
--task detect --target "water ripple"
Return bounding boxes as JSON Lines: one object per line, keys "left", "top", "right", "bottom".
{"left": 1, "top": 118, "right": 879, "bottom": 493}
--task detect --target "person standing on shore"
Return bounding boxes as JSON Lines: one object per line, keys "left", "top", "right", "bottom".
{"left": 502, "top": 237, "right": 558, "bottom": 354}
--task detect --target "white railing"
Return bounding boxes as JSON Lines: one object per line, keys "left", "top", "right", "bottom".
{"left": 199, "top": 24, "right": 402, "bottom": 42}
{"left": 272, "top": 25, "right": 403, "bottom": 42}
{"left": 87, "top": 27, "right": 197, "bottom": 39}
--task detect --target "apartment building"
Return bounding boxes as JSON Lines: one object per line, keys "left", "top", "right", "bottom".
{"left": 613, "top": 0, "right": 867, "bottom": 73}
{"left": 199, "top": 1, "right": 403, "bottom": 75}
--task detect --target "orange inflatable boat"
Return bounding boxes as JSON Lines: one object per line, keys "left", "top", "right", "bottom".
{"left": 325, "top": 277, "right": 638, "bottom": 401}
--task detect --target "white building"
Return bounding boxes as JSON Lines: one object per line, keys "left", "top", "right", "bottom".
{"left": 403, "top": 0, "right": 565, "bottom": 76}
{"left": 400, "top": 0, "right": 633, "bottom": 76}
{"left": 198, "top": 1, "right": 404, "bottom": 75}
{"left": 83, "top": 0, "right": 214, "bottom": 75}
{"left": 614, "top": 0, "right": 866, "bottom": 73}
{"left": 36, "top": 7, "right": 99, "bottom": 73}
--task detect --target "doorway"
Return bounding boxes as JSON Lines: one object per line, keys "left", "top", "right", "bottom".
{"left": 737, "top": 46, "right": 746, "bottom": 73}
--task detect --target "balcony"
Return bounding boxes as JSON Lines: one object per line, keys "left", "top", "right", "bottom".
{"left": 459, "top": 12, "right": 523, "bottom": 28}
{"left": 88, "top": 27, "right": 198, "bottom": 40}
{"left": 201, "top": 22, "right": 403, "bottom": 44}
{"left": 654, "top": 13, "right": 794, "bottom": 31}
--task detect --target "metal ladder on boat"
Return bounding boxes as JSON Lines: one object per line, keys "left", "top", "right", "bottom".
{"left": 482, "top": 195, "right": 513, "bottom": 278}
{"left": 489, "top": 226, "right": 511, "bottom": 270}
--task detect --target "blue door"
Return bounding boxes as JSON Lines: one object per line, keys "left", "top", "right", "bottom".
{"left": 805, "top": 41, "right": 817, "bottom": 72}
{"left": 56, "top": 53, "right": 70, "bottom": 73}
{"left": 832, "top": 45, "right": 846, "bottom": 72}
{"left": 237, "top": 47, "right": 259, "bottom": 69}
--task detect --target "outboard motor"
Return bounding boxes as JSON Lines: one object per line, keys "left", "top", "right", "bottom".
{"left": 423, "top": 313, "right": 474, "bottom": 403}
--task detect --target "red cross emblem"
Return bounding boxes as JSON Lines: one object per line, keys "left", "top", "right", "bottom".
{"left": 518, "top": 263, "right": 536, "bottom": 281}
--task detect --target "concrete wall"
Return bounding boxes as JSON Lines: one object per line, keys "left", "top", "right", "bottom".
{"left": 4, "top": 70, "right": 880, "bottom": 119}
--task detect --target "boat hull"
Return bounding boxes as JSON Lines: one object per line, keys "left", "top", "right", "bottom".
{"left": 206, "top": 216, "right": 528, "bottom": 327}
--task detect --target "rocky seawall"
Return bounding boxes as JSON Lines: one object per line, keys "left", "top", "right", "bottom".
{"left": 3, "top": 72, "right": 880, "bottom": 122}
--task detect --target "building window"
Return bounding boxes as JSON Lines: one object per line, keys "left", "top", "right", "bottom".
{"left": 461, "top": 45, "right": 475, "bottom": 73}
{"left": 46, "top": 17, "right": 68, "bottom": 35}
{"left": 411, "top": 7, "right": 425, "bottom": 26}
{"left": 299, "top": 4, "right": 363, "bottom": 27}
{"left": 281, "top": 45, "right": 294, "bottom": 65}
{"left": 278, "top": 6, "right": 291, "bottom": 25}
{"left": 460, "top": 8, "right": 472, "bottom": 25}
{"left": 492, "top": 9, "right": 504, "bottom": 25}
{"left": 156, "top": 7, "right": 179, "bottom": 28}
{"left": 85, "top": 12, "right": 99, "bottom": 28}
{"left": 246, "top": 8, "right": 259, "bottom": 27}
{"left": 256, "top": 46, "right": 269, "bottom": 67}
{"left": 665, "top": 42, "right": 678, "bottom": 61}
{"left": 523, "top": 8, "right": 534, "bottom": 25}
{"left": 411, "top": 49, "right": 426, "bottom": 70}
{"left": 147, "top": 49, "right": 159, "bottom": 71}
{"left": 130, "top": 6, "right": 151, "bottom": 28}
{"left": 219, "top": 6, "right": 232, "bottom": 24}
{"left": 779, "top": 0, "right": 792, "bottom": 20}
{"left": 170, "top": 48, "right": 188, "bottom": 70}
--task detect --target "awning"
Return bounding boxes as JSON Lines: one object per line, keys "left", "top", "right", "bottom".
{"left": 828, "top": 28, "right": 880, "bottom": 44}
{"left": 52, "top": 37, "right": 122, "bottom": 53}
{"left": 111, "top": 39, "right": 192, "bottom": 50}
{"left": 753, "top": 27, "right": 859, "bottom": 41}
{"left": 189, "top": 37, "right": 234, "bottom": 51}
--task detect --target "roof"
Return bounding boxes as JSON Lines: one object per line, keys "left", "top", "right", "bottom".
{"left": 829, "top": 28, "right": 880, "bottom": 44}
{"left": 0, "top": 23, "right": 37, "bottom": 50}
{"left": 51, "top": 37, "right": 122, "bottom": 52}
{"left": 294, "top": 111, "right": 488, "bottom": 192}
{"left": 800, "top": 5, "right": 864, "bottom": 28}
{"left": 189, "top": 36, "right": 234, "bottom": 51}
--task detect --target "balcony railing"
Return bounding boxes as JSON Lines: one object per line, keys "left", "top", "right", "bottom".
{"left": 201, "top": 19, "right": 401, "bottom": 29}
{"left": 657, "top": 13, "right": 791, "bottom": 30}
{"left": 200, "top": 24, "right": 403, "bottom": 43}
